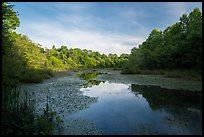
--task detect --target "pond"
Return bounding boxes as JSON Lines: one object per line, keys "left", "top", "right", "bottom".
{"left": 18, "top": 71, "right": 202, "bottom": 135}
{"left": 66, "top": 72, "right": 202, "bottom": 135}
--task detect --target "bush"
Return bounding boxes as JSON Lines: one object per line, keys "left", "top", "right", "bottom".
{"left": 20, "top": 69, "right": 53, "bottom": 83}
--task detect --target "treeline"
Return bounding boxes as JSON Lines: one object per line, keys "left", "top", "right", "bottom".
{"left": 3, "top": 31, "right": 128, "bottom": 83}
{"left": 123, "top": 8, "right": 202, "bottom": 76}
{"left": 44, "top": 45, "right": 129, "bottom": 70}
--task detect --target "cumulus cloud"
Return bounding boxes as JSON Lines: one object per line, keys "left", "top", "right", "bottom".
{"left": 16, "top": 22, "right": 145, "bottom": 55}
{"left": 16, "top": 2, "right": 200, "bottom": 55}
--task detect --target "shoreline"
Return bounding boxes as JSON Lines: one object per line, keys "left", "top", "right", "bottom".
{"left": 94, "top": 72, "right": 202, "bottom": 92}
{"left": 18, "top": 69, "right": 202, "bottom": 135}
{"left": 52, "top": 69, "right": 202, "bottom": 92}
{"left": 18, "top": 73, "right": 103, "bottom": 135}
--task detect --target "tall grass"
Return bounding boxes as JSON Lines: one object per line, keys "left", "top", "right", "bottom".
{"left": 2, "top": 85, "right": 63, "bottom": 135}
{"left": 2, "top": 85, "right": 35, "bottom": 135}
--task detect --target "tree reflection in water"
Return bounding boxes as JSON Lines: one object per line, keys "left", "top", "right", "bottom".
{"left": 81, "top": 80, "right": 105, "bottom": 88}
{"left": 76, "top": 72, "right": 106, "bottom": 88}
{"left": 131, "top": 84, "right": 202, "bottom": 132}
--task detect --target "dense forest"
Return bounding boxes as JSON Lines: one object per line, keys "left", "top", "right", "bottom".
{"left": 122, "top": 8, "right": 202, "bottom": 76}
{"left": 2, "top": 2, "right": 202, "bottom": 135}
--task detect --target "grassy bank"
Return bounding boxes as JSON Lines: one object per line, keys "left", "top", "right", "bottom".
{"left": 121, "top": 69, "right": 202, "bottom": 81}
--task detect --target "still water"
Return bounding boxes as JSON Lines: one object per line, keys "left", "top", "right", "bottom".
{"left": 67, "top": 73, "right": 202, "bottom": 135}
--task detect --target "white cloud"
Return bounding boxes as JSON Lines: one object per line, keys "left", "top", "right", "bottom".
{"left": 15, "top": 22, "right": 145, "bottom": 55}
{"left": 56, "top": 14, "right": 95, "bottom": 30}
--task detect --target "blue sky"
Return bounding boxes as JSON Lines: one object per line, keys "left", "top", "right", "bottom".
{"left": 12, "top": 2, "right": 202, "bottom": 55}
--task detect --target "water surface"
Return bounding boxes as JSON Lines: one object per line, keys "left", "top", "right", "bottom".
{"left": 67, "top": 73, "right": 202, "bottom": 135}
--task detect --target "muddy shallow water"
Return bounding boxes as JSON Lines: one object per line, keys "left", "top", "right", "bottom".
{"left": 19, "top": 70, "right": 202, "bottom": 135}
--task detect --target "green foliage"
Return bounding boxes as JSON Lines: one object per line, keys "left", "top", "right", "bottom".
{"left": 2, "top": 88, "right": 62, "bottom": 135}
{"left": 2, "top": 88, "right": 34, "bottom": 135}
{"left": 76, "top": 72, "right": 100, "bottom": 80}
{"left": 77, "top": 72, "right": 106, "bottom": 88}
{"left": 3, "top": 31, "right": 54, "bottom": 83}
{"left": 20, "top": 69, "right": 53, "bottom": 83}
{"left": 44, "top": 46, "right": 129, "bottom": 71}
{"left": 3, "top": 2, "right": 201, "bottom": 135}
{"left": 33, "top": 104, "right": 63, "bottom": 135}
{"left": 81, "top": 80, "right": 105, "bottom": 88}
{"left": 2, "top": 2, "right": 20, "bottom": 34}
{"left": 123, "top": 8, "right": 202, "bottom": 76}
